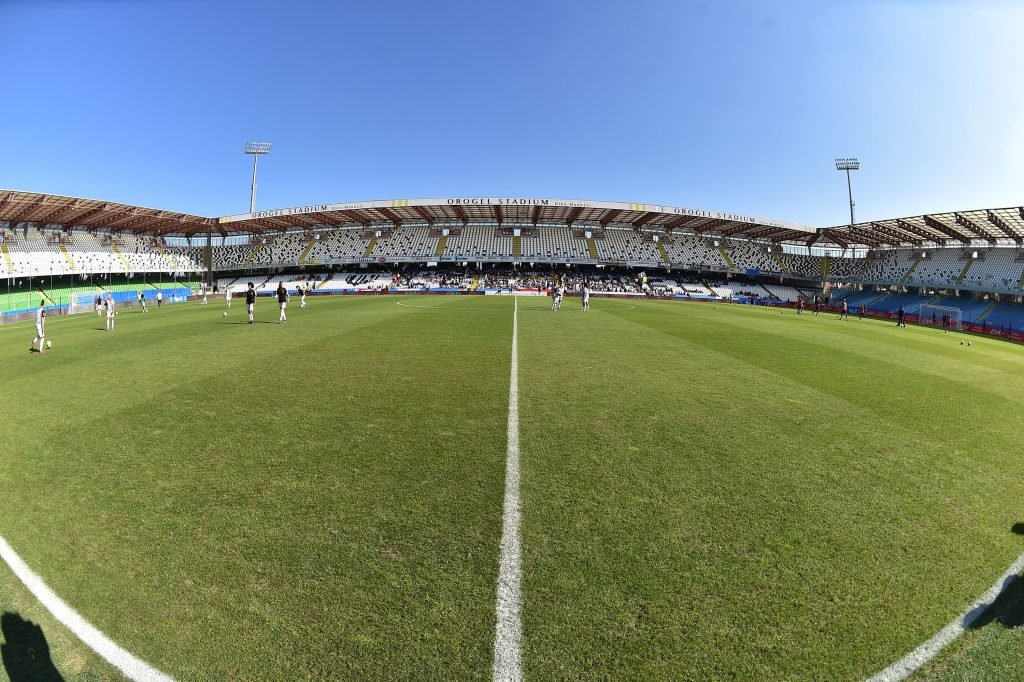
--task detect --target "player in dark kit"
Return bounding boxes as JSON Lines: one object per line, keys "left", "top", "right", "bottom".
{"left": 896, "top": 305, "right": 906, "bottom": 327}
{"left": 245, "top": 282, "right": 256, "bottom": 324}
{"left": 276, "top": 283, "right": 288, "bottom": 323}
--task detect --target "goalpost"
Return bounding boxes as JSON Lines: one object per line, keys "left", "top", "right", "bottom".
{"left": 918, "top": 304, "right": 962, "bottom": 330}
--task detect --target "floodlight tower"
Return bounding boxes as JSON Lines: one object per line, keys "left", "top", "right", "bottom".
{"left": 244, "top": 142, "right": 271, "bottom": 213}
{"left": 835, "top": 157, "right": 859, "bottom": 225}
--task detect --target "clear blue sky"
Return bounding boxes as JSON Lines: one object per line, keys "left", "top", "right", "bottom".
{"left": 2, "top": 0, "right": 1021, "bottom": 228}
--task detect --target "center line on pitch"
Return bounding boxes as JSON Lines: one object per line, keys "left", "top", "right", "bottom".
{"left": 493, "top": 295, "right": 522, "bottom": 682}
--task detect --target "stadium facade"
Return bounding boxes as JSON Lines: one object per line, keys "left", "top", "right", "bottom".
{"left": 3, "top": 190, "right": 1024, "bottom": 335}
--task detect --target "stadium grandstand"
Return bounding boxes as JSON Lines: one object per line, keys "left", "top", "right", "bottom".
{"left": 4, "top": 189, "right": 1024, "bottom": 337}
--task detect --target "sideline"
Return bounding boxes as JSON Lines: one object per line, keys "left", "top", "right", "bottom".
{"left": 0, "top": 535, "right": 175, "bottom": 682}
{"left": 867, "top": 551, "right": 1024, "bottom": 681}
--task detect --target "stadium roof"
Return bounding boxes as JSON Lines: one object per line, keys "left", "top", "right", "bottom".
{"left": 0, "top": 190, "right": 217, "bottom": 237}
{"left": 218, "top": 197, "right": 816, "bottom": 241}
{"left": 3, "top": 190, "right": 1023, "bottom": 248}
{"left": 817, "top": 206, "right": 1024, "bottom": 248}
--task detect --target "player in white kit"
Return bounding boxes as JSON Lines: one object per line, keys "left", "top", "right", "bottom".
{"left": 300, "top": 285, "right": 307, "bottom": 308}
{"left": 30, "top": 300, "right": 46, "bottom": 354}
{"left": 225, "top": 288, "right": 232, "bottom": 308}
{"left": 105, "top": 293, "right": 116, "bottom": 331}
{"left": 581, "top": 284, "right": 590, "bottom": 311}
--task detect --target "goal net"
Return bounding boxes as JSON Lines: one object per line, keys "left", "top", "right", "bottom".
{"left": 917, "top": 304, "right": 962, "bottom": 330}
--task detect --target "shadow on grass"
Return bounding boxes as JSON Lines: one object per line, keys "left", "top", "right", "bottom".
{"left": 0, "top": 612, "right": 63, "bottom": 681}
{"left": 965, "top": 523, "right": 1024, "bottom": 631}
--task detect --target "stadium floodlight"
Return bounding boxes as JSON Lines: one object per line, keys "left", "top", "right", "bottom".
{"left": 834, "top": 157, "right": 859, "bottom": 225}
{"left": 244, "top": 142, "right": 272, "bottom": 213}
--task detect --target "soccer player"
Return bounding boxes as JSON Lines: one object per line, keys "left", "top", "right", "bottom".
{"left": 839, "top": 300, "right": 849, "bottom": 320}
{"left": 581, "top": 283, "right": 590, "bottom": 311}
{"left": 277, "top": 282, "right": 288, "bottom": 323}
{"left": 300, "top": 285, "right": 307, "bottom": 308}
{"left": 156, "top": 290, "right": 163, "bottom": 309}
{"left": 139, "top": 291, "right": 148, "bottom": 312}
{"left": 896, "top": 305, "right": 906, "bottom": 327}
{"left": 942, "top": 312, "right": 951, "bottom": 333}
{"left": 225, "top": 287, "right": 232, "bottom": 308}
{"left": 201, "top": 288, "right": 208, "bottom": 305}
{"left": 245, "top": 282, "right": 256, "bottom": 324}
{"left": 95, "top": 295, "right": 103, "bottom": 317}
{"left": 105, "top": 292, "right": 116, "bottom": 331}
{"left": 29, "top": 300, "right": 46, "bottom": 354}
{"left": 550, "top": 284, "right": 559, "bottom": 311}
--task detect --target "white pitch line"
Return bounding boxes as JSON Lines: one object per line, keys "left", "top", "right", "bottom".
{"left": 492, "top": 295, "right": 523, "bottom": 682}
{"left": 0, "top": 535, "right": 175, "bottom": 682}
{"left": 867, "top": 550, "right": 1024, "bottom": 682}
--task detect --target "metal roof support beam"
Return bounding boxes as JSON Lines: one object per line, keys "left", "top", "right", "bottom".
{"left": 494, "top": 205, "right": 503, "bottom": 225}
{"left": 718, "top": 223, "right": 754, "bottom": 237}
{"left": 338, "top": 210, "right": 370, "bottom": 226}
{"left": 693, "top": 218, "right": 733, "bottom": 233}
{"left": 822, "top": 229, "right": 849, "bottom": 249}
{"left": 378, "top": 207, "right": 405, "bottom": 226}
{"left": 747, "top": 226, "right": 788, "bottom": 240}
{"left": 954, "top": 213, "right": 996, "bottom": 244}
{"left": 531, "top": 205, "right": 543, "bottom": 225}
{"left": 599, "top": 209, "right": 621, "bottom": 227}
{"left": 895, "top": 219, "right": 943, "bottom": 244}
{"left": 661, "top": 215, "right": 700, "bottom": 231}
{"left": 33, "top": 201, "right": 82, "bottom": 227}
{"left": 452, "top": 205, "right": 469, "bottom": 225}
{"left": 66, "top": 204, "right": 111, "bottom": 228}
{"left": 631, "top": 212, "right": 656, "bottom": 228}
{"left": 923, "top": 216, "right": 972, "bottom": 243}
{"left": 985, "top": 210, "right": 1020, "bottom": 243}
{"left": 6, "top": 194, "right": 51, "bottom": 226}
{"left": 564, "top": 207, "right": 583, "bottom": 226}
{"left": 866, "top": 221, "right": 920, "bottom": 245}
{"left": 412, "top": 206, "right": 435, "bottom": 225}
{"left": 308, "top": 212, "right": 344, "bottom": 227}
{"left": 842, "top": 226, "right": 888, "bottom": 246}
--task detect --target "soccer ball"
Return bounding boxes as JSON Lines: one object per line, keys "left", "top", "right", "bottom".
{"left": 223, "top": 312, "right": 228, "bottom": 317}
{"left": 960, "top": 341, "right": 964, "bottom": 345}
{"left": 968, "top": 341, "right": 972, "bottom": 346}
{"left": 45, "top": 340, "right": 52, "bottom": 349}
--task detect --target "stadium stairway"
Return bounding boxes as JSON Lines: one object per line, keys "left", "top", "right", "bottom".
{"left": 315, "top": 274, "right": 333, "bottom": 290}
{"left": 470, "top": 275, "right": 480, "bottom": 291}
{"left": 586, "top": 238, "right": 599, "bottom": 259}
{"left": 1, "top": 243, "right": 13, "bottom": 272}
{"left": 110, "top": 243, "right": 132, "bottom": 270}
{"left": 1017, "top": 266, "right": 1024, "bottom": 291}
{"left": 772, "top": 253, "right": 790, "bottom": 275}
{"left": 821, "top": 256, "right": 831, "bottom": 280}
{"left": 434, "top": 235, "right": 447, "bottom": 257}
{"left": 899, "top": 257, "right": 921, "bottom": 284}
{"left": 57, "top": 242, "right": 76, "bottom": 271}
{"left": 718, "top": 246, "right": 735, "bottom": 270}
{"left": 157, "top": 247, "right": 177, "bottom": 270}
{"left": 657, "top": 242, "right": 671, "bottom": 265}
{"left": 955, "top": 259, "right": 974, "bottom": 286}
{"left": 298, "top": 239, "right": 319, "bottom": 265}
{"left": 975, "top": 299, "right": 999, "bottom": 322}
{"left": 363, "top": 237, "right": 377, "bottom": 259}
{"left": 35, "top": 287, "right": 53, "bottom": 305}
{"left": 513, "top": 236, "right": 522, "bottom": 258}
{"left": 244, "top": 245, "right": 263, "bottom": 266}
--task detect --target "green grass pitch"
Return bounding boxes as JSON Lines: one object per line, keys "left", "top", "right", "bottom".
{"left": 0, "top": 295, "right": 1022, "bottom": 680}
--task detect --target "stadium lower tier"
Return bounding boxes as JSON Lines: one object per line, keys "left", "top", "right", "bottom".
{"left": 11, "top": 265, "right": 1024, "bottom": 342}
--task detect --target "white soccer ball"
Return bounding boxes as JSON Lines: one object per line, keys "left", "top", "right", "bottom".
{"left": 223, "top": 311, "right": 228, "bottom": 317}
{"left": 968, "top": 341, "right": 972, "bottom": 346}
{"left": 46, "top": 340, "right": 52, "bottom": 349}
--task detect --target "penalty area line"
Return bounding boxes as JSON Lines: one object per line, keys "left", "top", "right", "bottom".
{"left": 868, "top": 550, "right": 1024, "bottom": 681}
{"left": 0, "top": 535, "right": 175, "bottom": 682}
{"left": 492, "top": 295, "right": 523, "bottom": 682}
